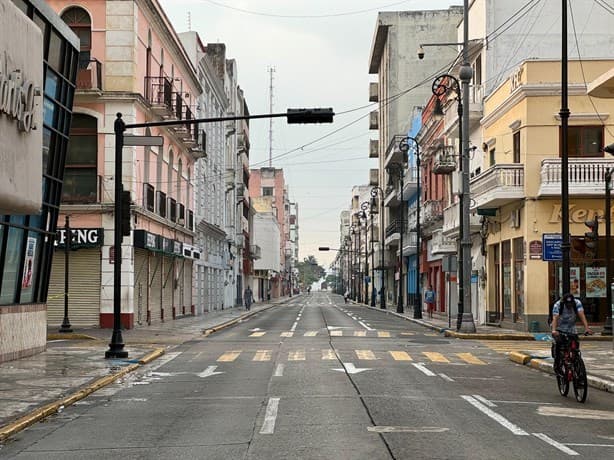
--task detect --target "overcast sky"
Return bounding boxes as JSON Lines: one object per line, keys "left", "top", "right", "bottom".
{"left": 160, "top": 0, "right": 460, "bottom": 268}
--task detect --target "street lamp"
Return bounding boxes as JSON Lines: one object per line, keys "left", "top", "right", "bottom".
{"left": 371, "top": 187, "right": 386, "bottom": 309}
{"left": 360, "top": 201, "right": 370, "bottom": 305}
{"left": 602, "top": 142, "right": 614, "bottom": 335}
{"left": 399, "top": 136, "right": 422, "bottom": 319}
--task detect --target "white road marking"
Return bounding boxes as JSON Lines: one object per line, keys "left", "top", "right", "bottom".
{"left": 260, "top": 397, "right": 280, "bottom": 434}
{"left": 274, "top": 364, "right": 284, "bottom": 377}
{"left": 533, "top": 433, "right": 579, "bottom": 456}
{"left": 537, "top": 406, "right": 614, "bottom": 420}
{"left": 198, "top": 366, "right": 224, "bottom": 378}
{"left": 332, "top": 363, "right": 372, "bottom": 374}
{"left": 567, "top": 443, "right": 614, "bottom": 448}
{"left": 461, "top": 395, "right": 528, "bottom": 436}
{"left": 491, "top": 400, "right": 559, "bottom": 406}
{"left": 473, "top": 394, "right": 497, "bottom": 407}
{"left": 438, "top": 373, "right": 455, "bottom": 382}
{"left": 290, "top": 321, "right": 298, "bottom": 332}
{"left": 359, "top": 321, "right": 374, "bottom": 331}
{"left": 368, "top": 426, "right": 449, "bottom": 433}
{"left": 412, "top": 363, "right": 436, "bottom": 377}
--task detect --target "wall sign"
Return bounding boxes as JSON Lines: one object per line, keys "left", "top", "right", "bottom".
{"left": 55, "top": 228, "right": 104, "bottom": 249}
{"left": 529, "top": 240, "right": 542, "bottom": 260}
{"left": 542, "top": 233, "right": 562, "bottom": 261}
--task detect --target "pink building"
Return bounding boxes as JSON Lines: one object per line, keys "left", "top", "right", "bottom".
{"left": 46, "top": 1, "right": 203, "bottom": 328}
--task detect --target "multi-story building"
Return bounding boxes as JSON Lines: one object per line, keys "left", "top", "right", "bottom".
{"left": 45, "top": 0, "right": 203, "bottom": 328}
{"left": 0, "top": 0, "right": 79, "bottom": 362}
{"left": 368, "top": 7, "right": 463, "bottom": 310}
{"left": 288, "top": 202, "right": 299, "bottom": 294}
{"left": 251, "top": 197, "right": 280, "bottom": 302}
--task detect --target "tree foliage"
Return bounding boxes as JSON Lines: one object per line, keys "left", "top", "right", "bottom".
{"left": 296, "top": 255, "right": 326, "bottom": 287}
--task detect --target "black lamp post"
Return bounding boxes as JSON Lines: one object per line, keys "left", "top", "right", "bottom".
{"left": 59, "top": 215, "right": 73, "bottom": 333}
{"left": 369, "top": 197, "right": 376, "bottom": 307}
{"left": 371, "top": 187, "right": 386, "bottom": 309}
{"left": 361, "top": 201, "right": 370, "bottom": 305}
{"left": 350, "top": 224, "right": 357, "bottom": 301}
{"left": 400, "top": 136, "right": 422, "bottom": 319}
{"left": 605, "top": 167, "right": 613, "bottom": 335}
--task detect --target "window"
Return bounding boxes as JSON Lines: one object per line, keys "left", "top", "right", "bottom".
{"left": 62, "top": 114, "right": 98, "bottom": 203}
{"left": 489, "top": 148, "right": 496, "bottom": 167}
{"left": 157, "top": 191, "right": 167, "bottom": 217}
{"left": 0, "top": 226, "right": 25, "bottom": 305}
{"left": 561, "top": 126, "right": 603, "bottom": 157}
{"left": 60, "top": 7, "right": 91, "bottom": 69}
{"left": 178, "top": 203, "right": 185, "bottom": 225}
{"left": 144, "top": 183, "right": 155, "bottom": 212}
{"left": 513, "top": 131, "right": 520, "bottom": 163}
{"left": 262, "top": 187, "right": 273, "bottom": 196}
{"left": 188, "top": 210, "right": 194, "bottom": 231}
{"left": 169, "top": 197, "right": 177, "bottom": 222}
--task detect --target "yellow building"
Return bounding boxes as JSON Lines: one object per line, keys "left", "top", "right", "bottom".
{"left": 475, "top": 59, "right": 614, "bottom": 330}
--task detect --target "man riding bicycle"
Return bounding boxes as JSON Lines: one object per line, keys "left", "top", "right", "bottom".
{"left": 551, "top": 293, "right": 593, "bottom": 375}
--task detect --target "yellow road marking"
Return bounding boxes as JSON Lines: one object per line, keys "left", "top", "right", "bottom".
{"left": 217, "top": 351, "right": 241, "bottom": 362}
{"left": 330, "top": 330, "right": 342, "bottom": 337}
{"left": 400, "top": 332, "right": 415, "bottom": 336}
{"left": 288, "top": 350, "right": 306, "bottom": 361}
{"left": 249, "top": 332, "right": 266, "bottom": 337}
{"left": 355, "top": 349, "right": 377, "bottom": 360}
{"left": 304, "top": 331, "right": 318, "bottom": 337}
{"left": 253, "top": 350, "right": 272, "bottom": 361}
{"left": 389, "top": 351, "right": 412, "bottom": 361}
{"left": 424, "top": 333, "right": 439, "bottom": 337}
{"left": 354, "top": 331, "right": 367, "bottom": 337}
{"left": 280, "top": 332, "right": 294, "bottom": 337}
{"left": 377, "top": 331, "right": 391, "bottom": 338}
{"left": 457, "top": 353, "right": 486, "bottom": 365}
{"left": 423, "top": 352, "right": 449, "bottom": 363}
{"left": 322, "top": 349, "right": 336, "bottom": 360}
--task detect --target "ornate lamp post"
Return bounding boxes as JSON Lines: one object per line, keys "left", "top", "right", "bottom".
{"left": 360, "top": 201, "right": 370, "bottom": 305}
{"left": 371, "top": 187, "right": 386, "bottom": 309}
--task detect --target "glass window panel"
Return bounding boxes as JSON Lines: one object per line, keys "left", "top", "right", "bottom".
{"left": 44, "top": 70, "right": 61, "bottom": 99}
{"left": 61, "top": 169, "right": 97, "bottom": 203}
{"left": 71, "top": 115, "right": 97, "bottom": 130}
{"left": 20, "top": 233, "right": 40, "bottom": 303}
{"left": 47, "top": 29, "right": 63, "bottom": 73}
{"left": 583, "top": 128, "right": 602, "bottom": 156}
{"left": 0, "top": 227, "right": 25, "bottom": 305}
{"left": 43, "top": 128, "right": 52, "bottom": 173}
{"left": 34, "top": 13, "right": 47, "bottom": 36}
{"left": 43, "top": 98, "right": 57, "bottom": 127}
{"left": 67, "top": 136, "right": 97, "bottom": 164}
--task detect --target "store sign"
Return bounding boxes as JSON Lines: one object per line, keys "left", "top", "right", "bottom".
{"left": 548, "top": 204, "right": 612, "bottom": 224}
{"left": 172, "top": 240, "right": 183, "bottom": 257}
{"left": 0, "top": 0, "right": 43, "bottom": 214}
{"left": 529, "top": 240, "right": 542, "bottom": 260}
{"left": 542, "top": 233, "right": 562, "bottom": 261}
{"left": 55, "top": 228, "right": 104, "bottom": 249}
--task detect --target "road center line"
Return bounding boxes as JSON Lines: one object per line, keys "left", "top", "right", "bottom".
{"left": 359, "top": 321, "right": 374, "bottom": 331}
{"left": 412, "top": 363, "right": 436, "bottom": 376}
{"left": 439, "top": 373, "right": 455, "bottom": 382}
{"left": 290, "top": 321, "right": 298, "bottom": 332}
{"left": 533, "top": 433, "right": 579, "bottom": 456}
{"left": 461, "top": 395, "right": 528, "bottom": 436}
{"left": 473, "top": 394, "right": 497, "bottom": 407}
{"left": 274, "top": 364, "right": 284, "bottom": 377}
{"left": 260, "top": 397, "right": 280, "bottom": 434}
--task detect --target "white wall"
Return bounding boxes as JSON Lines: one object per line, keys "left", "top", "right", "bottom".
{"left": 253, "top": 213, "right": 281, "bottom": 273}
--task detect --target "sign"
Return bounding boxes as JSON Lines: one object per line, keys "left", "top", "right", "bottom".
{"left": 558, "top": 266, "right": 580, "bottom": 297}
{"left": 134, "top": 229, "right": 160, "bottom": 251}
{"left": 123, "top": 134, "right": 164, "bottom": 147}
{"left": 529, "top": 240, "right": 542, "bottom": 260}
{"left": 55, "top": 228, "right": 104, "bottom": 249}
{"left": 542, "top": 233, "right": 562, "bottom": 261}
{"left": 586, "top": 267, "right": 606, "bottom": 298}
{"left": 0, "top": 0, "right": 44, "bottom": 214}
{"left": 172, "top": 240, "right": 183, "bottom": 257}
{"left": 477, "top": 208, "right": 497, "bottom": 216}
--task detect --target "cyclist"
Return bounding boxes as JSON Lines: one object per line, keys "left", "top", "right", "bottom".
{"left": 551, "top": 293, "right": 593, "bottom": 375}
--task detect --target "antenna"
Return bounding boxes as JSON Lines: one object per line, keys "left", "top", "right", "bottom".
{"left": 268, "top": 66, "right": 276, "bottom": 167}
{"left": 187, "top": 12, "right": 192, "bottom": 31}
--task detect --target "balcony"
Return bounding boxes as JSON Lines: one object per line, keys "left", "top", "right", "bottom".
{"left": 442, "top": 84, "right": 483, "bottom": 136}
{"left": 369, "top": 168, "right": 379, "bottom": 186}
{"left": 471, "top": 164, "right": 524, "bottom": 210}
{"left": 369, "top": 139, "right": 379, "bottom": 158}
{"left": 384, "top": 135, "right": 408, "bottom": 170}
{"left": 433, "top": 151, "right": 457, "bottom": 175}
{"left": 373, "top": 243, "right": 395, "bottom": 269}
{"left": 401, "top": 167, "right": 418, "bottom": 200}
{"left": 538, "top": 158, "right": 614, "bottom": 196}
{"left": 431, "top": 229, "right": 457, "bottom": 255}
{"left": 422, "top": 200, "right": 444, "bottom": 228}
{"left": 385, "top": 219, "right": 404, "bottom": 247}
{"left": 401, "top": 232, "right": 418, "bottom": 257}
{"left": 442, "top": 202, "right": 482, "bottom": 238}
{"left": 76, "top": 58, "right": 102, "bottom": 91}
{"left": 384, "top": 184, "right": 401, "bottom": 208}
{"left": 369, "top": 82, "right": 378, "bottom": 102}
{"left": 145, "top": 76, "right": 173, "bottom": 116}
{"left": 369, "top": 111, "right": 379, "bottom": 130}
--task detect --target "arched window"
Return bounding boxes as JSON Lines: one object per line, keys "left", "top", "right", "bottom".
{"left": 177, "top": 158, "right": 182, "bottom": 203}
{"left": 61, "top": 7, "right": 91, "bottom": 69}
{"left": 63, "top": 114, "right": 98, "bottom": 203}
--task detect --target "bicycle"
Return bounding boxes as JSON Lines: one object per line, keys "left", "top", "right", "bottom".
{"left": 553, "top": 331, "right": 590, "bottom": 403}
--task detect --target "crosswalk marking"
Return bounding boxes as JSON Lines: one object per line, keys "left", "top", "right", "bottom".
{"left": 304, "top": 331, "right": 318, "bottom": 337}
{"left": 330, "top": 330, "right": 342, "bottom": 337}
{"left": 423, "top": 352, "right": 450, "bottom": 363}
{"left": 280, "top": 332, "right": 294, "bottom": 337}
{"left": 400, "top": 332, "right": 415, "bottom": 336}
{"left": 389, "top": 351, "right": 412, "bottom": 361}
{"left": 377, "top": 331, "right": 391, "bottom": 338}
{"left": 249, "top": 332, "right": 266, "bottom": 337}
{"left": 354, "top": 331, "right": 366, "bottom": 337}
{"left": 253, "top": 350, "right": 272, "bottom": 361}
{"left": 457, "top": 353, "right": 486, "bottom": 365}
{"left": 355, "top": 349, "right": 377, "bottom": 360}
{"left": 322, "top": 349, "right": 336, "bottom": 360}
{"left": 217, "top": 351, "right": 241, "bottom": 362}
{"left": 288, "top": 350, "right": 306, "bottom": 361}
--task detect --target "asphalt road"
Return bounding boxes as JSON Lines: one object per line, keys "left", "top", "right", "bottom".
{"left": 2, "top": 292, "right": 614, "bottom": 459}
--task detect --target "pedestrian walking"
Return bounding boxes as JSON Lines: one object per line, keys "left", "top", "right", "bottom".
{"left": 424, "top": 285, "right": 435, "bottom": 319}
{"left": 344, "top": 289, "right": 349, "bottom": 304}
{"left": 244, "top": 286, "right": 253, "bottom": 311}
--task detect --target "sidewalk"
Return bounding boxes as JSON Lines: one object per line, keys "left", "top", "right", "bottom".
{"left": 0, "top": 297, "right": 291, "bottom": 442}
{"left": 359, "top": 302, "right": 614, "bottom": 394}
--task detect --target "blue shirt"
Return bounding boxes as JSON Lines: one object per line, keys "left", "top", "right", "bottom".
{"left": 552, "top": 299, "right": 583, "bottom": 334}
{"left": 425, "top": 290, "right": 435, "bottom": 303}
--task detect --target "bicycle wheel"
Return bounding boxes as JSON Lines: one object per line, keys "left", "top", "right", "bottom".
{"left": 573, "top": 358, "right": 588, "bottom": 403}
{"left": 557, "top": 369, "right": 569, "bottom": 396}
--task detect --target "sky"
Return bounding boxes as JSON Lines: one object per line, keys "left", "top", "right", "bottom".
{"left": 160, "top": 0, "right": 460, "bottom": 268}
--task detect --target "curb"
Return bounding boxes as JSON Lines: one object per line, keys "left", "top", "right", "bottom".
{"left": 507, "top": 352, "right": 614, "bottom": 393}
{"left": 47, "top": 333, "right": 99, "bottom": 341}
{"left": 202, "top": 303, "right": 283, "bottom": 336}
{"left": 0, "top": 347, "right": 165, "bottom": 443}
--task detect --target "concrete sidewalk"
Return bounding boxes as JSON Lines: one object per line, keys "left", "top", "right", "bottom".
{"left": 359, "top": 302, "right": 614, "bottom": 394}
{"left": 0, "top": 297, "right": 292, "bottom": 442}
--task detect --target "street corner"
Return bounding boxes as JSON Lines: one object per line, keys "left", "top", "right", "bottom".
{"left": 509, "top": 351, "right": 532, "bottom": 365}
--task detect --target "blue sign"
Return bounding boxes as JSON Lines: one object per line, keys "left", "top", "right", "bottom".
{"left": 542, "top": 233, "right": 562, "bottom": 261}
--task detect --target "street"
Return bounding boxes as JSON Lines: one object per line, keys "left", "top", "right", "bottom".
{"left": 2, "top": 292, "right": 614, "bottom": 459}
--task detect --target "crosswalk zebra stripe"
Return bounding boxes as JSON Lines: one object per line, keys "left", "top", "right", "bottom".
{"left": 378, "top": 331, "right": 391, "bottom": 338}
{"left": 457, "top": 353, "right": 486, "bottom": 365}
{"left": 389, "top": 351, "right": 412, "bottom": 361}
{"left": 330, "top": 330, "right": 342, "bottom": 337}
{"left": 280, "top": 332, "right": 294, "bottom": 337}
{"left": 249, "top": 332, "right": 266, "bottom": 337}
{"left": 288, "top": 350, "right": 306, "bottom": 361}
{"left": 304, "top": 331, "right": 318, "bottom": 337}
{"left": 356, "top": 350, "right": 377, "bottom": 360}
{"left": 423, "top": 352, "right": 450, "bottom": 363}
{"left": 322, "top": 349, "right": 336, "bottom": 360}
{"left": 354, "top": 331, "right": 366, "bottom": 337}
{"left": 217, "top": 351, "right": 241, "bottom": 362}
{"left": 253, "top": 350, "right": 272, "bottom": 361}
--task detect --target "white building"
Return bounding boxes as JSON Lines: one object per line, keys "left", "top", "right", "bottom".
{"left": 252, "top": 204, "right": 281, "bottom": 302}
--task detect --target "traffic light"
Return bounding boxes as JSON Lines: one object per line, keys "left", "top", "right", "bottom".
{"left": 121, "top": 190, "right": 132, "bottom": 236}
{"left": 584, "top": 218, "right": 599, "bottom": 258}
{"left": 286, "top": 108, "right": 334, "bottom": 124}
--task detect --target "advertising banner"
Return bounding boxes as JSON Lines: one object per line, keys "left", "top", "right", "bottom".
{"left": 586, "top": 267, "right": 607, "bottom": 298}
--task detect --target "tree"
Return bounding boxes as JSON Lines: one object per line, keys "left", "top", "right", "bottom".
{"left": 296, "top": 255, "right": 325, "bottom": 288}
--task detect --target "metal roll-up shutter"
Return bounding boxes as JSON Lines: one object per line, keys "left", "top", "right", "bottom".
{"left": 162, "top": 255, "right": 174, "bottom": 320}
{"left": 47, "top": 249, "right": 101, "bottom": 326}
{"left": 173, "top": 258, "right": 182, "bottom": 315}
{"left": 134, "top": 249, "right": 149, "bottom": 327}
{"left": 184, "top": 260, "right": 193, "bottom": 313}
{"left": 149, "top": 252, "right": 162, "bottom": 324}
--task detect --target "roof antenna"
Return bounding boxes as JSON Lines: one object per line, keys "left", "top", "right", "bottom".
{"left": 187, "top": 12, "right": 192, "bottom": 31}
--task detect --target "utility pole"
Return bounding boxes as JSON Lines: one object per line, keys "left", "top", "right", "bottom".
{"left": 268, "top": 66, "right": 275, "bottom": 167}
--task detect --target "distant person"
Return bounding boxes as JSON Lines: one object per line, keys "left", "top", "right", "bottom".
{"left": 307, "top": 286, "right": 311, "bottom": 295}
{"left": 344, "top": 289, "right": 349, "bottom": 304}
{"left": 424, "top": 285, "right": 436, "bottom": 319}
{"left": 244, "top": 286, "right": 253, "bottom": 311}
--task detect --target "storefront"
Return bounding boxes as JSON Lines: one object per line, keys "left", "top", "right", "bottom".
{"left": 0, "top": 0, "right": 78, "bottom": 363}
